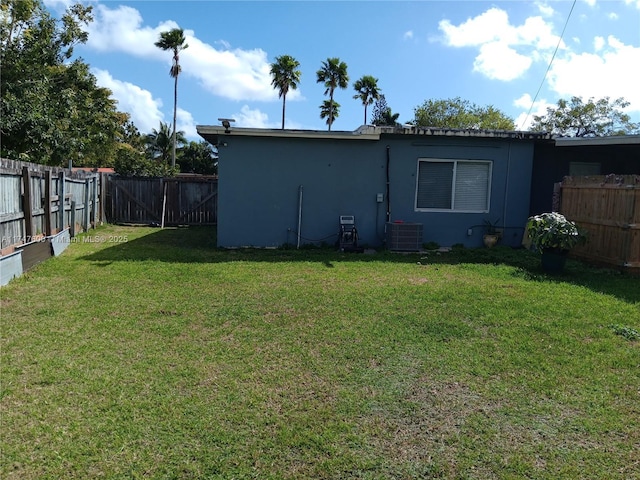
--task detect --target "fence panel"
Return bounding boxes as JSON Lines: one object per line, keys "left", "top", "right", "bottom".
{"left": 0, "top": 159, "right": 103, "bottom": 254}
{"left": 560, "top": 175, "right": 640, "bottom": 272}
{"left": 107, "top": 176, "right": 217, "bottom": 226}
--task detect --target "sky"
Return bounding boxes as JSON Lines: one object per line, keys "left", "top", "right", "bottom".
{"left": 44, "top": 0, "right": 640, "bottom": 141}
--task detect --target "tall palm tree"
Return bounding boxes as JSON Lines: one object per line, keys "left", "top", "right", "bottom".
{"left": 353, "top": 75, "right": 381, "bottom": 125}
{"left": 154, "top": 28, "right": 188, "bottom": 168}
{"left": 319, "top": 100, "right": 340, "bottom": 128}
{"left": 269, "top": 55, "right": 301, "bottom": 129}
{"left": 316, "top": 57, "right": 348, "bottom": 131}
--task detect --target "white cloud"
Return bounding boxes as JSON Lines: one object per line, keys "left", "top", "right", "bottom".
{"left": 438, "top": 7, "right": 564, "bottom": 81}
{"left": 474, "top": 42, "right": 532, "bottom": 80}
{"left": 625, "top": 0, "right": 640, "bottom": 9}
{"left": 582, "top": 0, "right": 597, "bottom": 7}
{"left": 85, "top": 4, "right": 299, "bottom": 102}
{"left": 177, "top": 108, "right": 197, "bottom": 139}
{"left": 403, "top": 30, "right": 414, "bottom": 40}
{"left": 92, "top": 68, "right": 164, "bottom": 133}
{"left": 513, "top": 94, "right": 554, "bottom": 130}
{"left": 43, "top": 0, "right": 74, "bottom": 10}
{"left": 593, "top": 36, "right": 605, "bottom": 51}
{"left": 536, "top": 2, "right": 555, "bottom": 17}
{"left": 547, "top": 35, "right": 640, "bottom": 112}
{"left": 232, "top": 105, "right": 276, "bottom": 128}
{"left": 607, "top": 12, "right": 619, "bottom": 20}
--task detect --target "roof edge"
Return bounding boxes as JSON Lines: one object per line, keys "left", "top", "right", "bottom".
{"left": 196, "top": 124, "right": 554, "bottom": 144}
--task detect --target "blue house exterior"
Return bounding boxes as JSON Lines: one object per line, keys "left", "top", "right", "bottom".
{"left": 197, "top": 125, "right": 549, "bottom": 249}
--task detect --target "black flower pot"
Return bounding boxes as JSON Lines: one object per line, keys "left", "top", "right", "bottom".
{"left": 541, "top": 249, "right": 568, "bottom": 273}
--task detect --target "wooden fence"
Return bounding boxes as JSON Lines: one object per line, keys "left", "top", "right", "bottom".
{"left": 560, "top": 175, "right": 640, "bottom": 273}
{"left": 1, "top": 159, "right": 104, "bottom": 285}
{"left": 106, "top": 175, "right": 217, "bottom": 226}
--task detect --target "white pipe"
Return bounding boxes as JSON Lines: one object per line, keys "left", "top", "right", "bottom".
{"left": 297, "top": 185, "right": 303, "bottom": 249}
{"left": 161, "top": 181, "right": 168, "bottom": 229}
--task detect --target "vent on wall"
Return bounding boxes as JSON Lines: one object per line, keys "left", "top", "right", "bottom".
{"left": 386, "top": 222, "right": 423, "bottom": 251}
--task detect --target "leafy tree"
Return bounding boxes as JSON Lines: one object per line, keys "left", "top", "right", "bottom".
{"left": 319, "top": 100, "right": 340, "bottom": 128}
{"left": 370, "top": 95, "right": 401, "bottom": 127}
{"left": 178, "top": 141, "right": 218, "bottom": 175}
{"left": 530, "top": 96, "right": 639, "bottom": 137}
{"left": 353, "top": 75, "right": 381, "bottom": 125}
{"left": 1, "top": 0, "right": 126, "bottom": 167}
{"left": 155, "top": 28, "right": 189, "bottom": 168}
{"left": 413, "top": 97, "right": 514, "bottom": 130}
{"left": 112, "top": 122, "right": 177, "bottom": 176}
{"left": 316, "top": 57, "right": 348, "bottom": 131}
{"left": 145, "top": 122, "right": 186, "bottom": 165}
{"left": 269, "top": 54, "right": 301, "bottom": 129}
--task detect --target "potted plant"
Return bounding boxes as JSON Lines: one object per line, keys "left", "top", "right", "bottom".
{"left": 483, "top": 218, "right": 501, "bottom": 248}
{"left": 526, "top": 212, "right": 587, "bottom": 272}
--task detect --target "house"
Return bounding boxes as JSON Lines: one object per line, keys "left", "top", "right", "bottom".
{"left": 197, "top": 125, "right": 551, "bottom": 250}
{"left": 530, "top": 135, "right": 640, "bottom": 215}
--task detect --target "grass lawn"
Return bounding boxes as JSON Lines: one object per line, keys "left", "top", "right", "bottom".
{"left": 1, "top": 224, "right": 639, "bottom": 479}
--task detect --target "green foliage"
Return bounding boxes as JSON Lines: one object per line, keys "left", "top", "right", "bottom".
{"left": 413, "top": 97, "right": 515, "bottom": 130}
{"left": 177, "top": 141, "right": 218, "bottom": 175}
{"left": 0, "top": 0, "right": 128, "bottom": 167}
{"left": 316, "top": 57, "right": 349, "bottom": 130}
{"left": 319, "top": 99, "right": 340, "bottom": 127}
{"left": 422, "top": 241, "right": 440, "bottom": 250}
{"left": 370, "top": 94, "right": 401, "bottom": 126}
{"left": 530, "top": 96, "right": 640, "bottom": 137}
{"left": 526, "top": 212, "right": 587, "bottom": 252}
{"left": 609, "top": 324, "right": 639, "bottom": 341}
{"left": 113, "top": 144, "right": 177, "bottom": 177}
{"left": 352, "top": 75, "right": 381, "bottom": 125}
{"left": 145, "top": 122, "right": 186, "bottom": 165}
{"left": 270, "top": 54, "right": 301, "bottom": 129}
{"left": 154, "top": 28, "right": 188, "bottom": 79}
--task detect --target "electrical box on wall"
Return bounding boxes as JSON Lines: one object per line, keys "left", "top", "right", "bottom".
{"left": 376, "top": 193, "right": 384, "bottom": 203}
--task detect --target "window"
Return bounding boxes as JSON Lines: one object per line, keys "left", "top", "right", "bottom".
{"left": 415, "top": 159, "right": 491, "bottom": 212}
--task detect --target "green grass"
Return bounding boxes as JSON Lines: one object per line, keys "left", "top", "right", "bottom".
{"left": 1, "top": 225, "right": 639, "bottom": 479}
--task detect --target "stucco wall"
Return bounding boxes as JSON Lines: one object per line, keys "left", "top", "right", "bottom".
{"left": 217, "top": 133, "right": 535, "bottom": 249}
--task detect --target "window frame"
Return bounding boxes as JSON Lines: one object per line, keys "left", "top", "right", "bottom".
{"left": 414, "top": 158, "right": 493, "bottom": 213}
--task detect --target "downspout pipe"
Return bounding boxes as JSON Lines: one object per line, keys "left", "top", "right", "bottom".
{"left": 297, "top": 185, "right": 303, "bottom": 249}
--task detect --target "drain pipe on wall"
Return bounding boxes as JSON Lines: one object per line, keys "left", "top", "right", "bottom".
{"left": 297, "top": 185, "right": 303, "bottom": 249}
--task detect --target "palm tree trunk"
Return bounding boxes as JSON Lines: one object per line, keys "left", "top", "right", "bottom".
{"left": 172, "top": 71, "right": 178, "bottom": 168}
{"left": 329, "top": 89, "right": 334, "bottom": 131}
{"left": 281, "top": 95, "right": 286, "bottom": 130}
{"left": 364, "top": 105, "right": 367, "bottom": 125}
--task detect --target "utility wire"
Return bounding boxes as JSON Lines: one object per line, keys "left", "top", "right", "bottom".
{"left": 519, "top": 0, "right": 577, "bottom": 130}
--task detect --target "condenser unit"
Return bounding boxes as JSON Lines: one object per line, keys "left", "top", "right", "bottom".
{"left": 386, "top": 222, "right": 423, "bottom": 251}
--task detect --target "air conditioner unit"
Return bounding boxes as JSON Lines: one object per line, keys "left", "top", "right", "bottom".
{"left": 386, "top": 222, "right": 423, "bottom": 251}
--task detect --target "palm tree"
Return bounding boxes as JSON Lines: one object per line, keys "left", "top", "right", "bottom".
{"left": 353, "top": 75, "right": 381, "bottom": 125}
{"left": 316, "top": 57, "right": 348, "bottom": 131}
{"left": 319, "top": 100, "right": 340, "bottom": 128}
{"left": 269, "top": 55, "right": 301, "bottom": 130}
{"left": 154, "top": 28, "right": 189, "bottom": 168}
{"left": 145, "top": 122, "right": 186, "bottom": 165}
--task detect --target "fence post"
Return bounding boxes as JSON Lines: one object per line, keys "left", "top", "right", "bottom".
{"left": 84, "top": 178, "right": 90, "bottom": 232}
{"left": 21, "top": 166, "right": 33, "bottom": 241}
{"left": 44, "top": 170, "right": 53, "bottom": 236}
{"left": 58, "top": 172, "right": 65, "bottom": 231}
{"left": 70, "top": 200, "right": 76, "bottom": 237}
{"left": 99, "top": 173, "right": 107, "bottom": 224}
{"left": 92, "top": 176, "right": 98, "bottom": 227}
